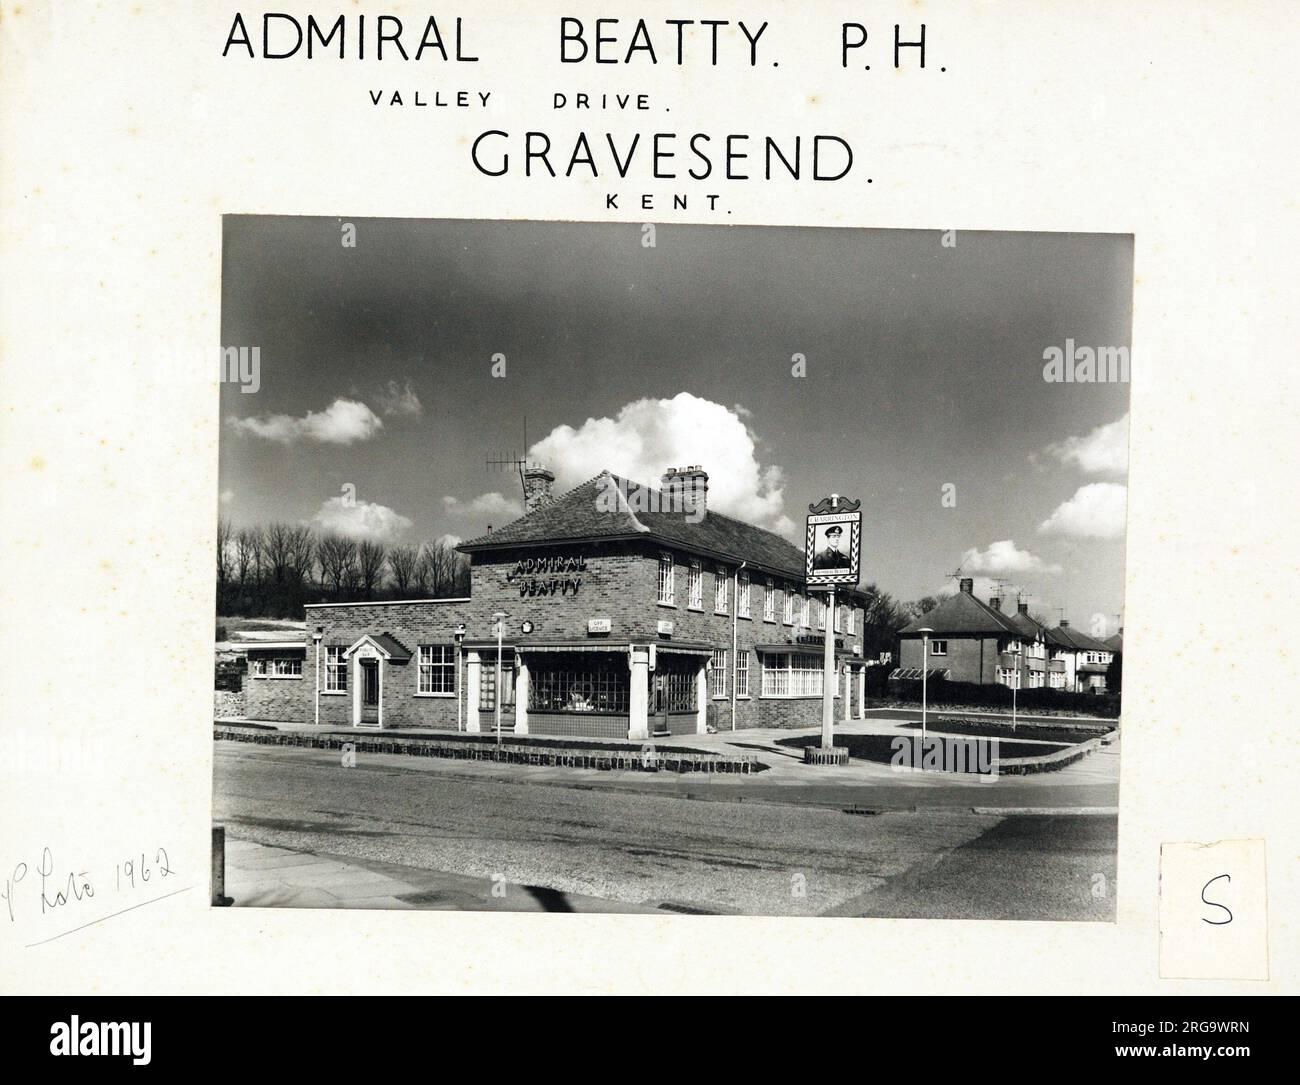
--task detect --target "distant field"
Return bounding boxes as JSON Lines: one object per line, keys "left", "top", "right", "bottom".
{"left": 216, "top": 616, "right": 306, "bottom": 641}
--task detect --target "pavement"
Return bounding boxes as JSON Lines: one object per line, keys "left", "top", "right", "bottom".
{"left": 221, "top": 836, "right": 654, "bottom": 912}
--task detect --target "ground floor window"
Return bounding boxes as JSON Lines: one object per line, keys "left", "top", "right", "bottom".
{"left": 252, "top": 656, "right": 302, "bottom": 678}
{"left": 735, "top": 650, "right": 750, "bottom": 697}
{"left": 710, "top": 649, "right": 728, "bottom": 698}
{"left": 325, "top": 646, "right": 347, "bottom": 691}
{"left": 418, "top": 644, "right": 455, "bottom": 694}
{"left": 760, "top": 652, "right": 828, "bottom": 697}
{"left": 529, "top": 653, "right": 628, "bottom": 714}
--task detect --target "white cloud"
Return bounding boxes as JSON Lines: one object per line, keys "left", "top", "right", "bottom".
{"left": 229, "top": 398, "right": 383, "bottom": 445}
{"left": 311, "top": 496, "right": 412, "bottom": 542}
{"left": 434, "top": 533, "right": 462, "bottom": 549}
{"left": 376, "top": 380, "right": 423, "bottom": 418}
{"left": 442, "top": 491, "right": 524, "bottom": 524}
{"left": 1043, "top": 414, "right": 1129, "bottom": 474}
{"left": 528, "top": 392, "right": 794, "bottom": 535}
{"left": 959, "top": 539, "right": 1062, "bottom": 575}
{"left": 1038, "top": 483, "right": 1128, "bottom": 539}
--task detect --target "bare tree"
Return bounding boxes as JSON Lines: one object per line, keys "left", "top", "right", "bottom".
{"left": 216, "top": 516, "right": 233, "bottom": 611}
{"left": 387, "top": 543, "right": 420, "bottom": 597}
{"left": 317, "top": 534, "right": 359, "bottom": 599}
{"left": 357, "top": 540, "right": 387, "bottom": 598}
{"left": 234, "top": 526, "right": 262, "bottom": 599}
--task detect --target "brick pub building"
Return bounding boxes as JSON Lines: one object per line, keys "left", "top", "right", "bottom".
{"left": 243, "top": 466, "right": 870, "bottom": 739}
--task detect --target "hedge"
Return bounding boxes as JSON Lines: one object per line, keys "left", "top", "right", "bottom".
{"left": 885, "top": 677, "right": 1120, "bottom": 718}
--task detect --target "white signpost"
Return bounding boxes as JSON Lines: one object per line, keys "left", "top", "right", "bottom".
{"left": 805, "top": 495, "right": 862, "bottom": 764}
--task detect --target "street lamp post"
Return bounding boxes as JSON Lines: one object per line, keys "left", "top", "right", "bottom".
{"left": 493, "top": 611, "right": 506, "bottom": 745}
{"left": 454, "top": 624, "right": 466, "bottom": 732}
{"left": 919, "top": 627, "right": 933, "bottom": 746}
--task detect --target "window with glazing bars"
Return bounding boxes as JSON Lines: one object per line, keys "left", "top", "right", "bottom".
{"left": 530, "top": 662, "right": 629, "bottom": 714}
{"left": 783, "top": 588, "right": 794, "bottom": 624}
{"left": 714, "top": 567, "right": 728, "bottom": 613}
{"left": 655, "top": 666, "right": 698, "bottom": 712}
{"left": 418, "top": 645, "right": 454, "bottom": 694}
{"left": 657, "top": 552, "right": 675, "bottom": 604}
{"left": 763, "top": 580, "right": 776, "bottom": 621}
{"left": 710, "top": 648, "right": 728, "bottom": 697}
{"left": 761, "top": 652, "right": 827, "bottom": 697}
{"left": 737, "top": 570, "right": 750, "bottom": 618}
{"left": 687, "top": 560, "right": 703, "bottom": 609}
{"left": 325, "top": 646, "right": 347, "bottom": 691}
{"left": 735, "top": 650, "right": 750, "bottom": 697}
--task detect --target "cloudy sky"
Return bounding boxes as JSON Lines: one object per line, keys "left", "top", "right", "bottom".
{"left": 220, "top": 217, "right": 1132, "bottom": 627}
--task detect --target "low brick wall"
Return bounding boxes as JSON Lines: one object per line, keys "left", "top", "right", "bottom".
{"left": 213, "top": 725, "right": 760, "bottom": 774}
{"left": 214, "top": 690, "right": 246, "bottom": 718}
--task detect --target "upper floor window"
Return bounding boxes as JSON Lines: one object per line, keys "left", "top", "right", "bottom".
{"left": 714, "top": 566, "right": 728, "bottom": 614}
{"left": 763, "top": 579, "right": 776, "bottom": 622}
{"left": 928, "top": 639, "right": 948, "bottom": 656}
{"left": 848, "top": 607, "right": 857, "bottom": 635}
{"left": 737, "top": 570, "right": 751, "bottom": 618}
{"left": 657, "top": 552, "right": 675, "bottom": 605}
{"left": 799, "top": 595, "right": 810, "bottom": 627}
{"left": 816, "top": 597, "right": 826, "bottom": 630}
{"left": 687, "top": 559, "right": 703, "bottom": 609}
{"left": 782, "top": 588, "right": 795, "bottom": 625}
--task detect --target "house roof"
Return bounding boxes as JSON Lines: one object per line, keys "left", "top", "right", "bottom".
{"left": 1103, "top": 632, "right": 1124, "bottom": 652}
{"left": 899, "top": 589, "right": 1022, "bottom": 637}
{"left": 1049, "top": 625, "right": 1112, "bottom": 653}
{"left": 1004, "top": 609, "right": 1049, "bottom": 641}
{"left": 458, "top": 470, "right": 830, "bottom": 587}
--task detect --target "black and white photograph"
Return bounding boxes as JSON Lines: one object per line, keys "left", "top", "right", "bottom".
{"left": 212, "top": 217, "right": 1130, "bottom": 920}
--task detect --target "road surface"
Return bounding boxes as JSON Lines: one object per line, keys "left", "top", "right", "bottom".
{"left": 214, "top": 743, "right": 1117, "bottom": 919}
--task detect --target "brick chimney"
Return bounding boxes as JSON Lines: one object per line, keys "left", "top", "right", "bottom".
{"left": 989, "top": 596, "right": 1003, "bottom": 611}
{"left": 1060, "top": 619, "right": 1070, "bottom": 628}
{"left": 522, "top": 464, "right": 555, "bottom": 515}
{"left": 1017, "top": 601, "right": 1030, "bottom": 615}
{"left": 660, "top": 465, "right": 709, "bottom": 517}
{"left": 959, "top": 577, "right": 974, "bottom": 594}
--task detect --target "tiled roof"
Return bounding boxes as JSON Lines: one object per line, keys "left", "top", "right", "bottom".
{"left": 1049, "top": 625, "right": 1112, "bottom": 653}
{"left": 1005, "top": 609, "right": 1050, "bottom": 641}
{"left": 899, "top": 590, "right": 1022, "bottom": 636}
{"left": 1103, "top": 632, "right": 1124, "bottom": 652}
{"left": 459, "top": 471, "right": 813, "bottom": 582}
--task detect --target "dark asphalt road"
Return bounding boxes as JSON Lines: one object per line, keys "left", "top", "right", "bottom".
{"left": 214, "top": 744, "right": 1117, "bottom": 919}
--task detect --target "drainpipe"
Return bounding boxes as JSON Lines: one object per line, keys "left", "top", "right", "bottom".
{"left": 312, "top": 628, "right": 323, "bottom": 726}
{"left": 732, "top": 561, "right": 746, "bottom": 732}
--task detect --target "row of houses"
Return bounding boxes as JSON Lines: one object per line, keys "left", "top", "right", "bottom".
{"left": 895, "top": 578, "right": 1121, "bottom": 694}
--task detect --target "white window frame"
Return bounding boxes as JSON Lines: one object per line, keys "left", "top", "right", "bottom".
{"left": 687, "top": 559, "right": 703, "bottom": 610}
{"left": 737, "top": 569, "right": 751, "bottom": 619}
{"left": 735, "top": 650, "right": 750, "bottom": 698}
{"left": 657, "top": 552, "right": 675, "bottom": 606}
{"left": 847, "top": 607, "right": 856, "bottom": 635}
{"left": 760, "top": 652, "right": 833, "bottom": 698}
{"left": 416, "top": 644, "right": 455, "bottom": 696}
{"left": 324, "top": 646, "right": 347, "bottom": 693}
{"left": 782, "top": 588, "right": 795, "bottom": 625}
{"left": 928, "top": 639, "right": 948, "bottom": 656}
{"left": 763, "top": 579, "right": 776, "bottom": 622}
{"left": 714, "top": 566, "right": 728, "bottom": 615}
{"left": 710, "top": 648, "right": 728, "bottom": 698}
